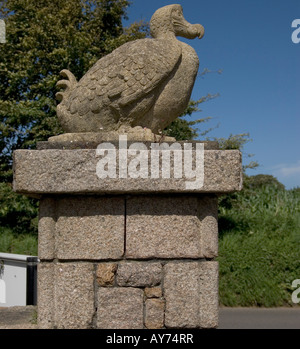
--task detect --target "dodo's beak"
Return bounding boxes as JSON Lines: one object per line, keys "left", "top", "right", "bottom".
{"left": 190, "top": 23, "right": 205, "bottom": 39}
{"left": 172, "top": 6, "right": 204, "bottom": 40}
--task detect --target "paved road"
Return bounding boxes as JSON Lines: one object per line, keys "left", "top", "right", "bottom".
{"left": 0, "top": 306, "right": 299, "bottom": 329}
{"left": 219, "top": 307, "right": 300, "bottom": 329}
{"left": 0, "top": 306, "right": 37, "bottom": 329}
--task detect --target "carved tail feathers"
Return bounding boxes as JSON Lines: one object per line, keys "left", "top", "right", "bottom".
{"left": 56, "top": 69, "right": 77, "bottom": 102}
{"left": 56, "top": 69, "right": 78, "bottom": 132}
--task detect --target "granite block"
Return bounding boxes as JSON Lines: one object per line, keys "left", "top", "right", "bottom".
{"left": 116, "top": 262, "right": 162, "bottom": 287}
{"left": 96, "top": 263, "right": 118, "bottom": 286}
{"left": 199, "top": 261, "right": 219, "bottom": 328}
{"left": 164, "top": 261, "right": 218, "bottom": 328}
{"left": 144, "top": 286, "right": 162, "bottom": 298}
{"left": 40, "top": 196, "right": 125, "bottom": 260}
{"left": 54, "top": 263, "right": 95, "bottom": 329}
{"left": 13, "top": 148, "right": 242, "bottom": 195}
{"left": 38, "top": 262, "right": 95, "bottom": 329}
{"left": 145, "top": 298, "right": 165, "bottom": 329}
{"left": 164, "top": 262, "right": 200, "bottom": 328}
{"left": 38, "top": 197, "right": 56, "bottom": 260}
{"left": 97, "top": 287, "right": 144, "bottom": 329}
{"left": 37, "top": 263, "right": 54, "bottom": 329}
{"left": 126, "top": 195, "right": 218, "bottom": 259}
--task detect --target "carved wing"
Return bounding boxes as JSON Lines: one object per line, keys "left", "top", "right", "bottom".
{"left": 65, "top": 38, "right": 182, "bottom": 117}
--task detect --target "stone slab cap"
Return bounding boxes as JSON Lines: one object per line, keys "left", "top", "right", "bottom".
{"left": 13, "top": 146, "right": 242, "bottom": 195}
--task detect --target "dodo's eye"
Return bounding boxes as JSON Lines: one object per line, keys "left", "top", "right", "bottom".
{"left": 173, "top": 8, "right": 181, "bottom": 16}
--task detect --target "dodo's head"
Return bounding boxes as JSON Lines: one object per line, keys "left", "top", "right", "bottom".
{"left": 150, "top": 4, "right": 204, "bottom": 40}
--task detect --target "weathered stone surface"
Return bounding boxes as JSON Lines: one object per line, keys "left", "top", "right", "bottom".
{"left": 97, "top": 288, "right": 143, "bottom": 329}
{"left": 145, "top": 286, "right": 162, "bottom": 298}
{"left": 164, "top": 261, "right": 218, "bottom": 329}
{"left": 96, "top": 263, "right": 118, "bottom": 286}
{"left": 54, "top": 263, "right": 95, "bottom": 329}
{"left": 145, "top": 298, "right": 165, "bottom": 329}
{"left": 116, "top": 262, "right": 162, "bottom": 287}
{"left": 13, "top": 148, "right": 242, "bottom": 195}
{"left": 164, "top": 262, "right": 200, "bottom": 328}
{"left": 50, "top": 196, "right": 124, "bottom": 260}
{"left": 126, "top": 195, "right": 218, "bottom": 259}
{"left": 126, "top": 196, "right": 200, "bottom": 259}
{"left": 199, "top": 261, "right": 219, "bottom": 328}
{"left": 198, "top": 196, "right": 218, "bottom": 258}
{"left": 38, "top": 262, "right": 95, "bottom": 329}
{"left": 55, "top": 5, "right": 204, "bottom": 135}
{"left": 37, "top": 263, "right": 54, "bottom": 329}
{"left": 38, "top": 197, "right": 56, "bottom": 260}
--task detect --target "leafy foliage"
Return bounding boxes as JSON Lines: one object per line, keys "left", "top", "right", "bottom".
{"left": 244, "top": 174, "right": 285, "bottom": 191}
{"left": 218, "top": 177, "right": 300, "bottom": 306}
{"left": 0, "top": 182, "right": 38, "bottom": 234}
{"left": 0, "top": 226, "right": 38, "bottom": 255}
{"left": 164, "top": 91, "right": 219, "bottom": 141}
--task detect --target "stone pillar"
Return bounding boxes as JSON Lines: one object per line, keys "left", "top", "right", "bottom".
{"left": 13, "top": 140, "right": 242, "bottom": 329}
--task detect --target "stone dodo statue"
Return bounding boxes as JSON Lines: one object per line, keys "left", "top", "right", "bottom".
{"left": 56, "top": 4, "right": 204, "bottom": 135}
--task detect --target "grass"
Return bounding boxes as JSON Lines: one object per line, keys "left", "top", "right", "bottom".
{"left": 218, "top": 185, "right": 300, "bottom": 307}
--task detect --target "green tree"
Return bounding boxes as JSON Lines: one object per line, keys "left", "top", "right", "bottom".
{"left": 0, "top": 0, "right": 147, "bottom": 239}
{"left": 243, "top": 174, "right": 285, "bottom": 191}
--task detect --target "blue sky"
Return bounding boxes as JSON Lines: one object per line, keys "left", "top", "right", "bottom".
{"left": 124, "top": 0, "right": 300, "bottom": 189}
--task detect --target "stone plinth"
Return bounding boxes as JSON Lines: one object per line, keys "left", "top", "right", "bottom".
{"left": 13, "top": 146, "right": 242, "bottom": 195}
{"left": 13, "top": 140, "right": 242, "bottom": 329}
